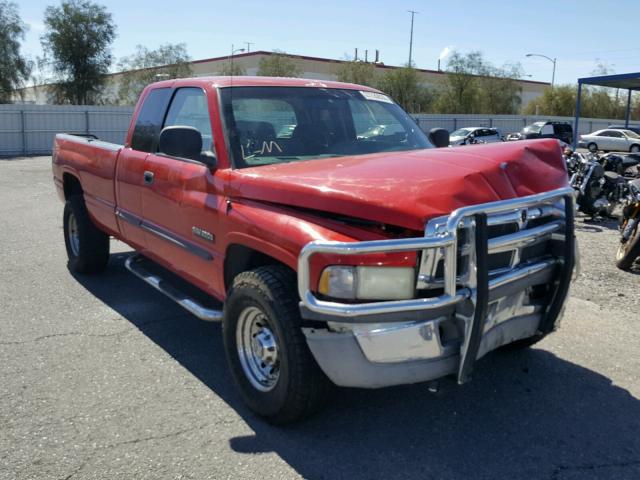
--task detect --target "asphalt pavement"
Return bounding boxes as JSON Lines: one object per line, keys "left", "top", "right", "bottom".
{"left": 1, "top": 156, "right": 639, "bottom": 480}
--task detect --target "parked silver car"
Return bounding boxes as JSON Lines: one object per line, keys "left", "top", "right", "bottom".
{"left": 449, "top": 127, "right": 503, "bottom": 146}
{"left": 579, "top": 129, "right": 640, "bottom": 153}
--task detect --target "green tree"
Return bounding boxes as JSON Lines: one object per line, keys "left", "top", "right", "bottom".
{"left": 336, "top": 60, "right": 376, "bottom": 86}
{"left": 117, "top": 43, "right": 192, "bottom": 105}
{"left": 434, "top": 50, "right": 523, "bottom": 114}
{"left": 523, "top": 85, "right": 576, "bottom": 116}
{"left": 0, "top": 1, "right": 31, "bottom": 102}
{"left": 257, "top": 51, "right": 301, "bottom": 77}
{"left": 376, "top": 66, "right": 433, "bottom": 113}
{"left": 218, "top": 61, "right": 246, "bottom": 76}
{"left": 434, "top": 51, "right": 484, "bottom": 113}
{"left": 477, "top": 63, "right": 523, "bottom": 114}
{"left": 41, "top": 0, "right": 116, "bottom": 104}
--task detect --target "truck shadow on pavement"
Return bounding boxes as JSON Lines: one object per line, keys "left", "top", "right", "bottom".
{"left": 74, "top": 252, "right": 640, "bottom": 480}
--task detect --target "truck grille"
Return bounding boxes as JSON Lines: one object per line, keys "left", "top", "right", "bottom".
{"left": 417, "top": 203, "right": 565, "bottom": 294}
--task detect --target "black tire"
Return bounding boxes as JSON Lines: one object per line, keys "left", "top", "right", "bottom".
{"left": 223, "top": 265, "right": 332, "bottom": 424}
{"left": 616, "top": 221, "right": 640, "bottom": 270}
{"left": 63, "top": 195, "right": 110, "bottom": 274}
{"left": 630, "top": 144, "right": 640, "bottom": 153}
{"left": 588, "top": 142, "right": 598, "bottom": 153}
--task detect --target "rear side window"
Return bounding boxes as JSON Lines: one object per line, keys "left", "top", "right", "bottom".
{"left": 541, "top": 124, "right": 554, "bottom": 135}
{"left": 131, "top": 88, "right": 171, "bottom": 152}
{"left": 164, "top": 88, "right": 214, "bottom": 151}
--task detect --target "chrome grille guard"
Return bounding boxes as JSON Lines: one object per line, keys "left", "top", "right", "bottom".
{"left": 297, "top": 186, "right": 576, "bottom": 381}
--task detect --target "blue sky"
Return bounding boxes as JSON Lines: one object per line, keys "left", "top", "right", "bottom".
{"left": 18, "top": 0, "right": 639, "bottom": 85}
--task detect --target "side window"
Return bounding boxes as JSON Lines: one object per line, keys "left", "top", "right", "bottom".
{"left": 541, "top": 124, "right": 554, "bottom": 135}
{"left": 164, "top": 88, "right": 213, "bottom": 151}
{"left": 610, "top": 131, "right": 623, "bottom": 138}
{"left": 131, "top": 88, "right": 171, "bottom": 152}
{"left": 349, "top": 99, "right": 404, "bottom": 138}
{"left": 597, "top": 131, "right": 611, "bottom": 137}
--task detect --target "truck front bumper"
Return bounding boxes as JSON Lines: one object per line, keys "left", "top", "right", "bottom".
{"left": 298, "top": 187, "right": 575, "bottom": 388}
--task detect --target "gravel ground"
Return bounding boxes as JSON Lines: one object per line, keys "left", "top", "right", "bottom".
{"left": 1, "top": 156, "right": 639, "bottom": 480}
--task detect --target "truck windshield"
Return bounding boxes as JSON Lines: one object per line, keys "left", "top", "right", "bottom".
{"left": 219, "top": 87, "right": 432, "bottom": 168}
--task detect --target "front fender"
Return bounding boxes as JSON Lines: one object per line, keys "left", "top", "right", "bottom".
{"left": 222, "top": 199, "right": 417, "bottom": 292}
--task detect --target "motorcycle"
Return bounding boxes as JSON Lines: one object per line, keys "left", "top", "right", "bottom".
{"left": 600, "top": 153, "right": 640, "bottom": 177}
{"left": 567, "top": 151, "right": 628, "bottom": 218}
{"left": 616, "top": 178, "right": 640, "bottom": 270}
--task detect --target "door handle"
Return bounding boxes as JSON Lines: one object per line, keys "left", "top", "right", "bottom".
{"left": 143, "top": 171, "right": 154, "bottom": 185}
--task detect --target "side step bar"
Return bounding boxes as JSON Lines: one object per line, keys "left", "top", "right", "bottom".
{"left": 124, "top": 255, "right": 223, "bottom": 321}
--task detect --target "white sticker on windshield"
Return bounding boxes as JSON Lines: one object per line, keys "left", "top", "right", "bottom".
{"left": 360, "top": 91, "right": 393, "bottom": 104}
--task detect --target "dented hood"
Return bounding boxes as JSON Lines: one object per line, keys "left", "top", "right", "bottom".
{"left": 228, "top": 139, "right": 568, "bottom": 231}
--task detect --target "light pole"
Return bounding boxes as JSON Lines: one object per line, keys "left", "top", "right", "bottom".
{"left": 407, "top": 10, "right": 418, "bottom": 67}
{"left": 526, "top": 53, "right": 556, "bottom": 88}
{"left": 229, "top": 44, "right": 246, "bottom": 75}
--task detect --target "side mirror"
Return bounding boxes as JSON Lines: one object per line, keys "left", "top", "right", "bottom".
{"left": 159, "top": 126, "right": 216, "bottom": 168}
{"left": 429, "top": 128, "right": 450, "bottom": 148}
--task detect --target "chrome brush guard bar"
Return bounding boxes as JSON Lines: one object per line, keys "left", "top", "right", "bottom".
{"left": 298, "top": 186, "right": 575, "bottom": 383}
{"left": 298, "top": 187, "right": 574, "bottom": 317}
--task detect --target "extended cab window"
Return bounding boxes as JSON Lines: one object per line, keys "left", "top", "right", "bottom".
{"left": 163, "top": 88, "right": 213, "bottom": 151}
{"left": 131, "top": 88, "right": 171, "bottom": 152}
{"left": 220, "top": 87, "right": 431, "bottom": 168}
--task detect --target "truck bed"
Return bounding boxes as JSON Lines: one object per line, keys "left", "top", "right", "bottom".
{"left": 52, "top": 133, "right": 123, "bottom": 236}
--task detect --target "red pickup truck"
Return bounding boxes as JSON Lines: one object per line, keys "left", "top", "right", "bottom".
{"left": 53, "top": 76, "right": 575, "bottom": 423}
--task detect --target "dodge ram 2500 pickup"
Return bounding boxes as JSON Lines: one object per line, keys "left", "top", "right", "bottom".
{"left": 53, "top": 77, "right": 575, "bottom": 424}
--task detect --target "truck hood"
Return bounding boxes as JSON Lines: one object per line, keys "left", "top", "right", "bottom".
{"left": 228, "top": 139, "right": 568, "bottom": 231}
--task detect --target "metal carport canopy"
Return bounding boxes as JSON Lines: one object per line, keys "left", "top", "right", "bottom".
{"left": 573, "top": 72, "right": 640, "bottom": 148}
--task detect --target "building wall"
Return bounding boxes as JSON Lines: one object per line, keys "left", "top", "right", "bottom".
{"left": 13, "top": 51, "right": 549, "bottom": 109}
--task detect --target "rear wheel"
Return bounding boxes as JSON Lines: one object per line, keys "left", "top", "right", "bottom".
{"left": 223, "top": 266, "right": 332, "bottom": 424}
{"left": 630, "top": 144, "right": 640, "bottom": 153}
{"left": 63, "top": 195, "right": 109, "bottom": 273}
{"left": 588, "top": 142, "right": 598, "bottom": 153}
{"left": 616, "top": 220, "right": 640, "bottom": 270}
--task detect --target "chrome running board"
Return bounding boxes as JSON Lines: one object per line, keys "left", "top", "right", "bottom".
{"left": 125, "top": 254, "right": 223, "bottom": 321}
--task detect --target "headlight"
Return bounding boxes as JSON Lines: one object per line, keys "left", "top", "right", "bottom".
{"left": 318, "top": 266, "right": 415, "bottom": 300}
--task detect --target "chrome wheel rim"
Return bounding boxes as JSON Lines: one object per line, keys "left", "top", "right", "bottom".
{"left": 236, "top": 306, "right": 280, "bottom": 392}
{"left": 68, "top": 213, "right": 80, "bottom": 256}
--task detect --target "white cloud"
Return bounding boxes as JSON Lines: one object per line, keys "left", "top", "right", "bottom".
{"left": 438, "top": 46, "right": 454, "bottom": 61}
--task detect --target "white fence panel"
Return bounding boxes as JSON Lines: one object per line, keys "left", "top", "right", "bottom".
{"left": 0, "top": 104, "right": 134, "bottom": 156}
{"left": 1, "top": 104, "right": 637, "bottom": 156}
{"left": 413, "top": 113, "right": 636, "bottom": 137}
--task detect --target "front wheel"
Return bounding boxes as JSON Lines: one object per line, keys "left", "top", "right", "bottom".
{"left": 616, "top": 220, "right": 640, "bottom": 270}
{"left": 588, "top": 142, "right": 598, "bottom": 153}
{"left": 63, "top": 195, "right": 109, "bottom": 273}
{"left": 223, "top": 266, "right": 332, "bottom": 424}
{"left": 630, "top": 144, "right": 640, "bottom": 153}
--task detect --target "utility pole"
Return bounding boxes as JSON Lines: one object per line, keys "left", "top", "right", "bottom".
{"left": 245, "top": 42, "right": 254, "bottom": 53}
{"left": 407, "top": 10, "right": 418, "bottom": 67}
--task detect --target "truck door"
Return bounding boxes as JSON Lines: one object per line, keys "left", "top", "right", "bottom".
{"left": 115, "top": 87, "right": 171, "bottom": 251}
{"left": 140, "top": 86, "right": 225, "bottom": 296}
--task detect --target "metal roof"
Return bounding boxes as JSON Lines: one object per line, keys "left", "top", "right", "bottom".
{"left": 578, "top": 72, "right": 640, "bottom": 91}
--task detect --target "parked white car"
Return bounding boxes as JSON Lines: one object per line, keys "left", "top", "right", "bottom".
{"left": 579, "top": 129, "right": 640, "bottom": 153}
{"left": 449, "top": 127, "right": 503, "bottom": 146}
